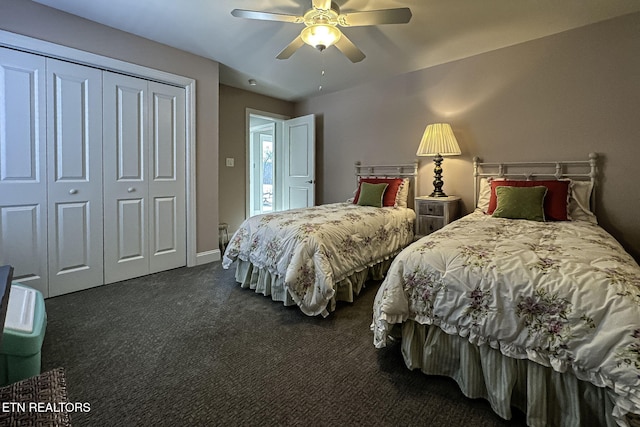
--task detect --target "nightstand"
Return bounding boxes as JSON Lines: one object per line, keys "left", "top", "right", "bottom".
{"left": 414, "top": 196, "right": 460, "bottom": 238}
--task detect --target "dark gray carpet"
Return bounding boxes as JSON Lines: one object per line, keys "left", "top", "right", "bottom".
{"left": 41, "top": 262, "right": 526, "bottom": 426}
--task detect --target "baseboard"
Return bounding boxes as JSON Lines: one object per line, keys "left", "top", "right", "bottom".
{"left": 196, "top": 249, "right": 220, "bottom": 265}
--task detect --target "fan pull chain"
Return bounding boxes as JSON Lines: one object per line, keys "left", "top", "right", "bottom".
{"left": 319, "top": 54, "right": 326, "bottom": 92}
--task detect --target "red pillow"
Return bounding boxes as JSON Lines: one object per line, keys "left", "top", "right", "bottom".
{"left": 488, "top": 179, "right": 570, "bottom": 221}
{"left": 353, "top": 178, "right": 403, "bottom": 207}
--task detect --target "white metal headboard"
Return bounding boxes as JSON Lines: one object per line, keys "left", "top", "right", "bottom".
{"left": 473, "top": 153, "right": 598, "bottom": 210}
{"left": 354, "top": 161, "right": 419, "bottom": 209}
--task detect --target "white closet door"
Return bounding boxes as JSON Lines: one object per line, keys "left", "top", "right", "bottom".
{"left": 0, "top": 48, "right": 48, "bottom": 295}
{"left": 46, "top": 59, "right": 103, "bottom": 297}
{"left": 102, "top": 73, "right": 187, "bottom": 284}
{"left": 148, "top": 82, "right": 186, "bottom": 273}
{"left": 103, "top": 72, "right": 149, "bottom": 284}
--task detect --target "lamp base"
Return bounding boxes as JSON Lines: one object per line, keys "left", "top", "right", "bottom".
{"left": 429, "top": 189, "right": 448, "bottom": 198}
{"left": 430, "top": 153, "right": 447, "bottom": 197}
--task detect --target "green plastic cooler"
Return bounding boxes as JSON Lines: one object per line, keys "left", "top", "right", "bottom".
{"left": 0, "top": 283, "right": 47, "bottom": 386}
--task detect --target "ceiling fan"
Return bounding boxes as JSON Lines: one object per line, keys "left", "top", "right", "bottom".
{"left": 231, "top": 0, "right": 412, "bottom": 63}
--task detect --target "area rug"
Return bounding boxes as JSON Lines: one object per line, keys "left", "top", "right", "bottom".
{"left": 0, "top": 367, "right": 72, "bottom": 426}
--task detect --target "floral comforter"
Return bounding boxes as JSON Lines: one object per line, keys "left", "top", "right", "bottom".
{"left": 223, "top": 203, "right": 415, "bottom": 317}
{"left": 372, "top": 211, "right": 640, "bottom": 421}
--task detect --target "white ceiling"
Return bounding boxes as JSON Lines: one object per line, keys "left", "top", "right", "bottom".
{"left": 33, "top": 0, "right": 640, "bottom": 101}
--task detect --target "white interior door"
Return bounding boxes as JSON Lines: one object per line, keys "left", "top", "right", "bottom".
{"left": 103, "top": 73, "right": 186, "bottom": 283}
{"left": 0, "top": 48, "right": 48, "bottom": 295}
{"left": 103, "top": 72, "right": 149, "bottom": 284}
{"left": 46, "top": 59, "right": 104, "bottom": 297}
{"left": 148, "top": 81, "right": 186, "bottom": 274}
{"left": 282, "top": 114, "right": 315, "bottom": 210}
{"left": 1, "top": 38, "right": 195, "bottom": 296}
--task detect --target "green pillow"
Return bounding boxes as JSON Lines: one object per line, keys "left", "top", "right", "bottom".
{"left": 492, "top": 186, "right": 547, "bottom": 221}
{"left": 356, "top": 182, "right": 388, "bottom": 208}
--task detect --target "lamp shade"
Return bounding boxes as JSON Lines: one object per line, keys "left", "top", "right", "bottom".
{"left": 416, "top": 123, "right": 461, "bottom": 157}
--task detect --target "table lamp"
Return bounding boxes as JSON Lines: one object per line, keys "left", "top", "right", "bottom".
{"left": 416, "top": 123, "right": 461, "bottom": 197}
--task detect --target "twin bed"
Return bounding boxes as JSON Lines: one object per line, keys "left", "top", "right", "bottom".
{"left": 373, "top": 154, "right": 640, "bottom": 426}
{"left": 223, "top": 154, "right": 640, "bottom": 426}
{"left": 222, "top": 162, "right": 418, "bottom": 317}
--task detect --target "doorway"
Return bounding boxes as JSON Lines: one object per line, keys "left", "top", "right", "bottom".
{"left": 249, "top": 119, "right": 277, "bottom": 216}
{"left": 246, "top": 110, "right": 316, "bottom": 218}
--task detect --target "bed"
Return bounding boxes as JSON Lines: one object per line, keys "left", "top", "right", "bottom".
{"left": 371, "top": 154, "right": 640, "bottom": 426}
{"left": 222, "top": 162, "right": 418, "bottom": 317}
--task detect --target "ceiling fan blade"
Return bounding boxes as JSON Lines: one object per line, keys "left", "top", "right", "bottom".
{"left": 231, "top": 9, "right": 303, "bottom": 24}
{"left": 339, "top": 8, "right": 412, "bottom": 27}
{"left": 276, "top": 36, "right": 305, "bottom": 60}
{"left": 334, "top": 34, "right": 365, "bottom": 63}
{"left": 312, "top": 0, "right": 332, "bottom": 10}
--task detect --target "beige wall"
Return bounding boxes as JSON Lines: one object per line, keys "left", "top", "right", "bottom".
{"left": 219, "top": 85, "right": 295, "bottom": 233}
{"left": 296, "top": 12, "right": 640, "bottom": 261}
{"left": 0, "top": 0, "right": 220, "bottom": 254}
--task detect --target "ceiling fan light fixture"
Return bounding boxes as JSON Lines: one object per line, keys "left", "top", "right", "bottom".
{"left": 231, "top": 3, "right": 411, "bottom": 63}
{"left": 301, "top": 24, "right": 341, "bottom": 51}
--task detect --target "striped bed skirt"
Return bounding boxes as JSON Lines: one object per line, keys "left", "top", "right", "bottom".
{"left": 401, "top": 321, "right": 640, "bottom": 427}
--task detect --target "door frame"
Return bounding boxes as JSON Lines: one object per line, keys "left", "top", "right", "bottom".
{"left": 0, "top": 30, "right": 198, "bottom": 268}
{"left": 245, "top": 109, "right": 289, "bottom": 219}
{"left": 249, "top": 122, "right": 276, "bottom": 216}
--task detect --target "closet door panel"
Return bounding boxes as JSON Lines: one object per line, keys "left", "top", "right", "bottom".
{"left": 46, "top": 59, "right": 103, "bottom": 297}
{"left": 117, "top": 198, "right": 145, "bottom": 259}
{"left": 148, "top": 82, "right": 186, "bottom": 273}
{"left": 0, "top": 48, "right": 48, "bottom": 295}
{"left": 116, "top": 87, "right": 145, "bottom": 181}
{"left": 103, "top": 72, "right": 149, "bottom": 284}
{"left": 153, "top": 196, "right": 177, "bottom": 255}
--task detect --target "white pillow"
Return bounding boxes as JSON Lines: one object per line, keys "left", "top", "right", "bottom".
{"left": 395, "top": 178, "right": 410, "bottom": 208}
{"left": 569, "top": 180, "right": 597, "bottom": 223}
{"left": 476, "top": 177, "right": 491, "bottom": 213}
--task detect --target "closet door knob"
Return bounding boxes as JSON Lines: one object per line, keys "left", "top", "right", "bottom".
{"left": 69, "top": 189, "right": 78, "bottom": 195}
{"left": 127, "top": 187, "right": 135, "bottom": 193}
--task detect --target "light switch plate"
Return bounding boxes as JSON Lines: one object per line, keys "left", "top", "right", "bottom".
{"left": 225, "top": 158, "right": 234, "bottom": 167}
